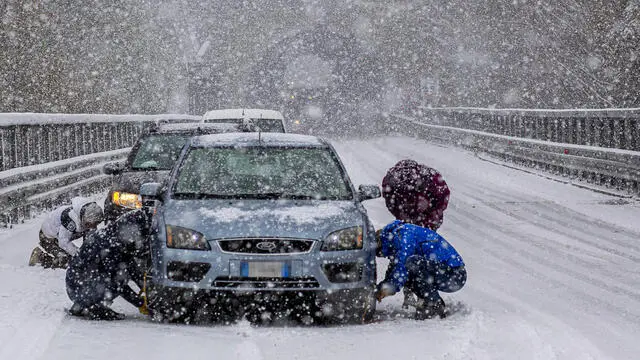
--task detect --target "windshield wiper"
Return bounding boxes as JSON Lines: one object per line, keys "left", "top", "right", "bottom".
{"left": 172, "top": 193, "right": 233, "bottom": 199}
{"left": 131, "top": 166, "right": 167, "bottom": 171}
{"left": 276, "top": 194, "right": 327, "bottom": 200}
{"left": 233, "top": 192, "right": 287, "bottom": 199}
{"left": 172, "top": 192, "right": 286, "bottom": 200}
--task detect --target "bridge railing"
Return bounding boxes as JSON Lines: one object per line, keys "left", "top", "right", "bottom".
{"left": 390, "top": 107, "right": 640, "bottom": 197}
{"left": 414, "top": 107, "right": 640, "bottom": 151}
{"left": 0, "top": 113, "right": 200, "bottom": 226}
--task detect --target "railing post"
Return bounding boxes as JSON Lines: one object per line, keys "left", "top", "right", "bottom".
{"left": 605, "top": 117, "right": 614, "bottom": 148}
{"left": 0, "top": 129, "right": 4, "bottom": 171}
{"left": 544, "top": 117, "right": 551, "bottom": 142}
{"left": 593, "top": 117, "right": 602, "bottom": 147}
{"left": 74, "top": 124, "right": 80, "bottom": 157}
{"left": 533, "top": 117, "right": 541, "bottom": 140}
{"left": 81, "top": 123, "right": 87, "bottom": 156}
{"left": 614, "top": 118, "right": 623, "bottom": 150}
{"left": 517, "top": 115, "right": 525, "bottom": 137}
{"left": 66, "top": 124, "right": 73, "bottom": 159}
{"left": 576, "top": 118, "right": 583, "bottom": 145}
{"left": 631, "top": 118, "right": 637, "bottom": 151}
{"left": 624, "top": 118, "right": 633, "bottom": 151}
{"left": 26, "top": 126, "right": 34, "bottom": 165}
{"left": 112, "top": 123, "right": 118, "bottom": 150}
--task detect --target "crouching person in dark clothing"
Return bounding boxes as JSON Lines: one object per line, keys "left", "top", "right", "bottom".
{"left": 66, "top": 209, "right": 150, "bottom": 320}
{"left": 376, "top": 220, "right": 466, "bottom": 319}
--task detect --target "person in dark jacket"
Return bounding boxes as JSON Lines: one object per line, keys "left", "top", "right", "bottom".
{"left": 66, "top": 209, "right": 151, "bottom": 320}
{"left": 376, "top": 160, "right": 466, "bottom": 319}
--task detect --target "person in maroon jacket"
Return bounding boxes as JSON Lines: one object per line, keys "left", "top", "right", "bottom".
{"left": 382, "top": 159, "right": 450, "bottom": 231}
{"left": 378, "top": 159, "right": 458, "bottom": 316}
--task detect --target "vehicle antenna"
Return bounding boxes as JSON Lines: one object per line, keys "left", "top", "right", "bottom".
{"left": 258, "top": 130, "right": 262, "bottom": 143}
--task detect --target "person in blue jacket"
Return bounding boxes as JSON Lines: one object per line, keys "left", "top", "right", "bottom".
{"left": 376, "top": 160, "right": 466, "bottom": 319}
{"left": 66, "top": 209, "right": 150, "bottom": 320}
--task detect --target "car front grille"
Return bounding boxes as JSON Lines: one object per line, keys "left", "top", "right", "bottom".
{"left": 212, "top": 277, "right": 320, "bottom": 289}
{"left": 217, "top": 238, "right": 314, "bottom": 254}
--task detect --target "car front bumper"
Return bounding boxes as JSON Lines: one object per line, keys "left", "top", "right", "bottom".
{"left": 150, "top": 241, "right": 376, "bottom": 293}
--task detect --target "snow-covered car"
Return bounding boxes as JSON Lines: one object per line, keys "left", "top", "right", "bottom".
{"left": 141, "top": 132, "right": 381, "bottom": 324}
{"left": 102, "top": 122, "right": 245, "bottom": 221}
{"left": 202, "top": 108, "right": 286, "bottom": 133}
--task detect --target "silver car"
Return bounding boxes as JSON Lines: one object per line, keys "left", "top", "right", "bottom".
{"left": 141, "top": 132, "right": 381, "bottom": 324}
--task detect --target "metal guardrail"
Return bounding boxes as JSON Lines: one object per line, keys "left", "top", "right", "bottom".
{"left": 0, "top": 113, "right": 200, "bottom": 226}
{"left": 390, "top": 111, "right": 640, "bottom": 197}
{"left": 0, "top": 113, "right": 200, "bottom": 171}
{"left": 415, "top": 107, "right": 640, "bottom": 151}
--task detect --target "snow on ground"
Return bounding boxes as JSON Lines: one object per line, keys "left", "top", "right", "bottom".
{"left": 1, "top": 136, "right": 639, "bottom": 360}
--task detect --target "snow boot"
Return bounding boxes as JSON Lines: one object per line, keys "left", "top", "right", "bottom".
{"left": 70, "top": 304, "right": 125, "bottom": 321}
{"left": 402, "top": 288, "right": 419, "bottom": 309}
{"left": 28, "top": 247, "right": 43, "bottom": 266}
{"left": 415, "top": 295, "right": 446, "bottom": 320}
{"left": 86, "top": 305, "right": 125, "bottom": 321}
{"left": 68, "top": 302, "right": 86, "bottom": 317}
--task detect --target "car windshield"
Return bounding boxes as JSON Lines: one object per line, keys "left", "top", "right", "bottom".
{"left": 173, "top": 147, "right": 352, "bottom": 200}
{"left": 204, "top": 118, "right": 284, "bottom": 132}
{"left": 130, "top": 135, "right": 188, "bottom": 170}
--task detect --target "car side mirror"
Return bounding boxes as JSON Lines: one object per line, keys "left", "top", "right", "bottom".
{"left": 103, "top": 162, "right": 124, "bottom": 175}
{"left": 140, "top": 182, "right": 162, "bottom": 206}
{"left": 357, "top": 184, "right": 381, "bottom": 202}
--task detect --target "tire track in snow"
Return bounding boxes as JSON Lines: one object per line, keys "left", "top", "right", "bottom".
{"left": 445, "top": 204, "right": 640, "bottom": 321}
{"left": 459, "top": 181, "right": 640, "bottom": 260}
{"left": 453, "top": 189, "right": 640, "bottom": 292}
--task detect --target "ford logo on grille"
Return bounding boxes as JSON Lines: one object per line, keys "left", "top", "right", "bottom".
{"left": 256, "top": 241, "right": 277, "bottom": 251}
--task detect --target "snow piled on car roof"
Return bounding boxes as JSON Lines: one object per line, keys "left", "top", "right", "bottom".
{"left": 202, "top": 108, "right": 284, "bottom": 120}
{"left": 192, "top": 132, "right": 324, "bottom": 146}
{"left": 157, "top": 122, "right": 239, "bottom": 133}
{"left": 199, "top": 202, "right": 351, "bottom": 225}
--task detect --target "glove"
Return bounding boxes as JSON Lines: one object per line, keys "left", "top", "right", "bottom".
{"left": 375, "top": 282, "right": 396, "bottom": 302}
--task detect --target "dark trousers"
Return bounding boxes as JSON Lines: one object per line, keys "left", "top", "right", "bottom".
{"left": 38, "top": 231, "right": 71, "bottom": 268}
{"left": 66, "top": 269, "right": 116, "bottom": 308}
{"left": 404, "top": 255, "right": 466, "bottom": 302}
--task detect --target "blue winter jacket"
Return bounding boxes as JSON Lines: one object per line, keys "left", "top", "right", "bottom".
{"left": 380, "top": 220, "right": 464, "bottom": 292}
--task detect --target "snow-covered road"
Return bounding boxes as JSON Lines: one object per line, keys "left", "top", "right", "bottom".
{"left": 1, "top": 136, "right": 639, "bottom": 360}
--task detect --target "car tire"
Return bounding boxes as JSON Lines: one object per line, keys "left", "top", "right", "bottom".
{"left": 146, "top": 283, "right": 194, "bottom": 323}
{"left": 317, "top": 287, "right": 376, "bottom": 325}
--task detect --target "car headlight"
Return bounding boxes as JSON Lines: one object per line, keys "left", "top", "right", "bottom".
{"left": 166, "top": 225, "right": 209, "bottom": 250}
{"left": 321, "top": 226, "right": 363, "bottom": 251}
{"left": 112, "top": 191, "right": 142, "bottom": 209}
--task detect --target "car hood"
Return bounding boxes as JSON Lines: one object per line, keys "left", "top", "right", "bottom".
{"left": 112, "top": 170, "right": 170, "bottom": 193}
{"left": 161, "top": 199, "right": 364, "bottom": 240}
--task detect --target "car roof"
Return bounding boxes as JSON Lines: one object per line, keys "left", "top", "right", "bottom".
{"left": 202, "top": 108, "right": 284, "bottom": 121}
{"left": 154, "top": 122, "right": 240, "bottom": 134}
{"left": 190, "top": 132, "right": 326, "bottom": 147}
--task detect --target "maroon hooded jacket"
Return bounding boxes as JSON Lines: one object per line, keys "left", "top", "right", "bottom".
{"left": 382, "top": 160, "right": 450, "bottom": 231}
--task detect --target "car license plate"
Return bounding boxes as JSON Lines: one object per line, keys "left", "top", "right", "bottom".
{"left": 241, "top": 261, "right": 289, "bottom": 278}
